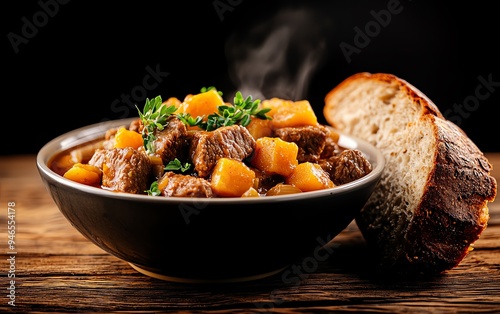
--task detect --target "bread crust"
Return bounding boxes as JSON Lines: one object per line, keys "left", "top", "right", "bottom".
{"left": 324, "top": 72, "right": 497, "bottom": 275}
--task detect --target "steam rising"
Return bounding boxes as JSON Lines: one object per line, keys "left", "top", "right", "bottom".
{"left": 225, "top": 7, "right": 330, "bottom": 101}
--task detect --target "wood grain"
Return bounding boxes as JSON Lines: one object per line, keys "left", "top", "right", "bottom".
{"left": 0, "top": 154, "right": 499, "bottom": 313}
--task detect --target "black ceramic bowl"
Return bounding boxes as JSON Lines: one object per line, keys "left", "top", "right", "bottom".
{"left": 36, "top": 118, "right": 384, "bottom": 283}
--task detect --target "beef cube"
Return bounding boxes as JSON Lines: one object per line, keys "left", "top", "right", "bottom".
{"left": 160, "top": 172, "right": 214, "bottom": 198}
{"left": 87, "top": 148, "right": 106, "bottom": 168}
{"left": 274, "top": 125, "right": 328, "bottom": 163}
{"left": 319, "top": 149, "right": 372, "bottom": 185}
{"left": 189, "top": 125, "right": 256, "bottom": 178}
{"left": 128, "top": 118, "right": 143, "bottom": 133}
{"left": 88, "top": 147, "right": 151, "bottom": 194}
{"left": 320, "top": 134, "right": 341, "bottom": 159}
{"left": 154, "top": 115, "right": 188, "bottom": 164}
{"left": 252, "top": 167, "right": 284, "bottom": 195}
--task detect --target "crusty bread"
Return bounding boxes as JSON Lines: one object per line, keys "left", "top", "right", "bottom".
{"left": 324, "top": 72, "right": 497, "bottom": 275}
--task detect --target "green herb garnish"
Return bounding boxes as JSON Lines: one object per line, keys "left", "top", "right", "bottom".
{"left": 194, "top": 91, "right": 271, "bottom": 131}
{"left": 176, "top": 112, "right": 203, "bottom": 128}
{"left": 136, "top": 90, "right": 271, "bottom": 152}
{"left": 201, "top": 86, "right": 223, "bottom": 96}
{"left": 164, "top": 158, "right": 191, "bottom": 172}
{"left": 145, "top": 181, "right": 161, "bottom": 196}
{"left": 136, "top": 96, "right": 177, "bottom": 155}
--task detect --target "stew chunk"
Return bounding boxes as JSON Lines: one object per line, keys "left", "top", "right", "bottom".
{"left": 88, "top": 147, "right": 151, "bottom": 194}
{"left": 189, "top": 125, "right": 256, "bottom": 178}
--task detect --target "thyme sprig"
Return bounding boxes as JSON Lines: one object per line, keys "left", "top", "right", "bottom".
{"left": 136, "top": 96, "right": 177, "bottom": 154}
{"left": 136, "top": 89, "right": 272, "bottom": 153}
{"left": 196, "top": 91, "right": 271, "bottom": 131}
{"left": 145, "top": 181, "right": 161, "bottom": 196}
{"left": 176, "top": 112, "right": 203, "bottom": 128}
{"left": 164, "top": 158, "right": 191, "bottom": 172}
{"left": 201, "top": 86, "right": 223, "bottom": 96}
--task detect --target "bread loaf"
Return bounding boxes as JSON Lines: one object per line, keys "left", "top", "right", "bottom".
{"left": 323, "top": 72, "right": 497, "bottom": 275}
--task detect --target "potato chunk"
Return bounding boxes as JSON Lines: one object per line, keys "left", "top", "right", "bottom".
{"left": 261, "top": 98, "right": 318, "bottom": 128}
{"left": 245, "top": 117, "right": 273, "bottom": 140}
{"left": 63, "top": 163, "right": 102, "bottom": 186}
{"left": 241, "top": 187, "right": 260, "bottom": 197}
{"left": 286, "top": 162, "right": 335, "bottom": 192}
{"left": 114, "top": 127, "right": 143, "bottom": 150}
{"left": 176, "top": 89, "right": 225, "bottom": 130}
{"left": 250, "top": 137, "right": 298, "bottom": 177}
{"left": 211, "top": 158, "right": 256, "bottom": 197}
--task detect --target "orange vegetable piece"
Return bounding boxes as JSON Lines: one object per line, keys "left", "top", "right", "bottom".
{"left": 114, "top": 127, "right": 144, "bottom": 150}
{"left": 50, "top": 153, "right": 76, "bottom": 177}
{"left": 241, "top": 187, "right": 260, "bottom": 197}
{"left": 176, "top": 89, "right": 225, "bottom": 130}
{"left": 261, "top": 98, "right": 318, "bottom": 128}
{"left": 163, "top": 97, "right": 181, "bottom": 107}
{"left": 260, "top": 97, "right": 288, "bottom": 117}
{"left": 245, "top": 117, "right": 273, "bottom": 140}
{"left": 250, "top": 137, "right": 298, "bottom": 177}
{"left": 211, "top": 158, "right": 256, "bottom": 197}
{"left": 63, "top": 163, "right": 102, "bottom": 186}
{"left": 265, "top": 183, "right": 302, "bottom": 196}
{"left": 286, "top": 162, "right": 335, "bottom": 192}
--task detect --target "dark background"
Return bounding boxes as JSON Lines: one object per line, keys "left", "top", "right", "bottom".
{"left": 3, "top": 0, "right": 499, "bottom": 155}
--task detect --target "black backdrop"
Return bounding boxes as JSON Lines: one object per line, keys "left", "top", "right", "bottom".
{"left": 3, "top": 0, "right": 499, "bottom": 155}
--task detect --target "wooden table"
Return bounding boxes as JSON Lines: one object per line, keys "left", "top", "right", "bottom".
{"left": 1, "top": 154, "right": 499, "bottom": 313}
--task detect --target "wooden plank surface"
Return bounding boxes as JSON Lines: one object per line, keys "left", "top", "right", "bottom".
{"left": 0, "top": 154, "right": 499, "bottom": 313}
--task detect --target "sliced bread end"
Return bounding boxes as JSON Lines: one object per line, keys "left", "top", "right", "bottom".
{"left": 324, "top": 72, "right": 497, "bottom": 275}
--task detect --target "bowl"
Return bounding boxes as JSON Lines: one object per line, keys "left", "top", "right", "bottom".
{"left": 36, "top": 118, "right": 385, "bottom": 283}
